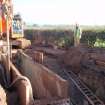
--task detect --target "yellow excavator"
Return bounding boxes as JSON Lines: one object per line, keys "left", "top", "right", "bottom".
{"left": 12, "top": 14, "right": 31, "bottom": 49}
{"left": 0, "top": 0, "right": 31, "bottom": 49}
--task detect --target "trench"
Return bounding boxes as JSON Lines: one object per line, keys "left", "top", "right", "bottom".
{"left": 0, "top": 46, "right": 104, "bottom": 105}
{"left": 42, "top": 54, "right": 89, "bottom": 105}
{"left": 23, "top": 46, "right": 105, "bottom": 105}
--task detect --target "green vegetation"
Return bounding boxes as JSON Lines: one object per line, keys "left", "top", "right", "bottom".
{"left": 24, "top": 25, "right": 105, "bottom": 48}
{"left": 81, "top": 29, "right": 105, "bottom": 47}
{"left": 94, "top": 38, "right": 105, "bottom": 47}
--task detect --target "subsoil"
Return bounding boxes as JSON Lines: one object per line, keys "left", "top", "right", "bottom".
{"left": 62, "top": 46, "right": 105, "bottom": 102}
{"left": 1, "top": 43, "right": 105, "bottom": 104}
{"left": 25, "top": 44, "right": 105, "bottom": 103}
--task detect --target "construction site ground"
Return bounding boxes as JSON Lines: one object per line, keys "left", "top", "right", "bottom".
{"left": 25, "top": 44, "right": 105, "bottom": 105}
{"left": 0, "top": 44, "right": 105, "bottom": 105}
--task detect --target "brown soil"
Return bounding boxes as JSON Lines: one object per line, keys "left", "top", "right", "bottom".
{"left": 62, "top": 46, "right": 105, "bottom": 102}
{"left": 20, "top": 45, "right": 105, "bottom": 103}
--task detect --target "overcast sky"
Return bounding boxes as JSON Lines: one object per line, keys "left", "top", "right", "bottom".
{"left": 13, "top": 0, "right": 105, "bottom": 25}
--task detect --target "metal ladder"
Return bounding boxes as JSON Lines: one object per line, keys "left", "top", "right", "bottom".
{"left": 63, "top": 69, "right": 104, "bottom": 105}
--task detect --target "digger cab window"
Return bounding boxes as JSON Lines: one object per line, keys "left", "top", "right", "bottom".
{"left": 13, "top": 19, "right": 22, "bottom": 34}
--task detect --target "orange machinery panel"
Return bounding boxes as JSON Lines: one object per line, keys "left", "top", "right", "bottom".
{"left": 2, "top": 16, "right": 7, "bottom": 33}
{"left": 0, "top": 1, "right": 2, "bottom": 34}
{"left": 0, "top": 0, "right": 7, "bottom": 34}
{"left": 0, "top": 0, "right": 12, "bottom": 35}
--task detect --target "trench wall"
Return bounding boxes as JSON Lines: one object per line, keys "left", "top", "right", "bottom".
{"left": 17, "top": 51, "right": 69, "bottom": 99}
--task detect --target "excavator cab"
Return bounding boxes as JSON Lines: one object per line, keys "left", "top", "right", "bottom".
{"left": 12, "top": 14, "right": 24, "bottom": 38}
{"left": 12, "top": 14, "right": 31, "bottom": 49}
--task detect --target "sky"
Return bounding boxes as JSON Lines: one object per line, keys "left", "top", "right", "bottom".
{"left": 13, "top": 0, "right": 105, "bottom": 25}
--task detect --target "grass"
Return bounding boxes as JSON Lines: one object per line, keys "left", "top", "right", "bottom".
{"left": 94, "top": 38, "right": 105, "bottom": 48}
